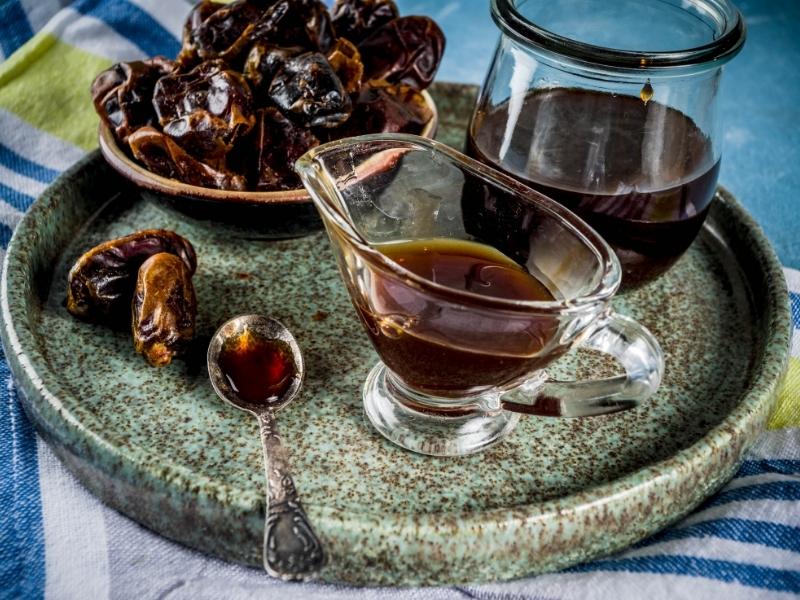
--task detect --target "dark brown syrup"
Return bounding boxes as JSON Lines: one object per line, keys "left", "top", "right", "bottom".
{"left": 357, "top": 238, "right": 563, "bottom": 396}
{"left": 468, "top": 88, "right": 720, "bottom": 288}
{"left": 218, "top": 331, "right": 295, "bottom": 404}
{"left": 381, "top": 239, "right": 555, "bottom": 301}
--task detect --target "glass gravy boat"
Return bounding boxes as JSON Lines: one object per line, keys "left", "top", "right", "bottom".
{"left": 296, "top": 134, "right": 663, "bottom": 456}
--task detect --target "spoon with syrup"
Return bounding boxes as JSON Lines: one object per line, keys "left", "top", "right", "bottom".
{"left": 207, "top": 315, "right": 325, "bottom": 581}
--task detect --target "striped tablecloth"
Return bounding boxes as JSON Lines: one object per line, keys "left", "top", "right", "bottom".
{"left": 0, "top": 1, "right": 798, "bottom": 598}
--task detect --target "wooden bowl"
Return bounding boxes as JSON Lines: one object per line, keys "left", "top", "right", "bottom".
{"left": 98, "top": 91, "right": 438, "bottom": 237}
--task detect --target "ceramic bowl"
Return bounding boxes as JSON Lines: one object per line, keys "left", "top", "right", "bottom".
{"left": 98, "top": 91, "right": 438, "bottom": 238}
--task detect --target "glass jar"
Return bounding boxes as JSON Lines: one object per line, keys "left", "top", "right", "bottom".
{"left": 467, "top": 0, "right": 746, "bottom": 288}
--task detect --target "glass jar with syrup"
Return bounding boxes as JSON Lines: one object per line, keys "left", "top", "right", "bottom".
{"left": 468, "top": 0, "right": 746, "bottom": 288}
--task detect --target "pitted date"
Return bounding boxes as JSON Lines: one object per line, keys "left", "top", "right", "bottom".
{"left": 359, "top": 16, "right": 445, "bottom": 90}
{"left": 188, "top": 0, "right": 264, "bottom": 62}
{"left": 175, "top": 0, "right": 222, "bottom": 69}
{"left": 331, "top": 0, "right": 398, "bottom": 43}
{"left": 251, "top": 0, "right": 335, "bottom": 53}
{"left": 244, "top": 43, "right": 304, "bottom": 98}
{"left": 269, "top": 52, "right": 352, "bottom": 127}
{"left": 129, "top": 127, "right": 248, "bottom": 190}
{"left": 345, "top": 80, "right": 433, "bottom": 135}
{"left": 153, "top": 60, "right": 255, "bottom": 160}
{"left": 66, "top": 229, "right": 197, "bottom": 322}
{"left": 298, "top": 0, "right": 336, "bottom": 53}
{"left": 133, "top": 253, "right": 197, "bottom": 367}
{"left": 251, "top": 107, "right": 319, "bottom": 190}
{"left": 91, "top": 57, "right": 174, "bottom": 143}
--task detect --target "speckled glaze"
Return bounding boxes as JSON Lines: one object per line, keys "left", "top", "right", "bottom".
{"left": 0, "top": 84, "right": 791, "bottom": 586}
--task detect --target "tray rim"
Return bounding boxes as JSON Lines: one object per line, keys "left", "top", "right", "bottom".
{"left": 0, "top": 151, "right": 792, "bottom": 585}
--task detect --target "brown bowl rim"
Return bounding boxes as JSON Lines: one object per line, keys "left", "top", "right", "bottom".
{"left": 97, "top": 90, "right": 439, "bottom": 206}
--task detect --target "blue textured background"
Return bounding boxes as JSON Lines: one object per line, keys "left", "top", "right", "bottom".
{"left": 396, "top": 0, "right": 800, "bottom": 269}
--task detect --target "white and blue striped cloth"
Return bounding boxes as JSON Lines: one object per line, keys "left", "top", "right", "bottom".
{"left": 0, "top": 1, "right": 798, "bottom": 598}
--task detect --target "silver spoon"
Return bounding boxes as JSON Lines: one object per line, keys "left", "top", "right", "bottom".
{"left": 207, "top": 314, "right": 325, "bottom": 581}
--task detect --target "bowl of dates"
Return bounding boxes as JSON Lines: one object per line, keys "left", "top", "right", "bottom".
{"left": 94, "top": 0, "right": 443, "bottom": 233}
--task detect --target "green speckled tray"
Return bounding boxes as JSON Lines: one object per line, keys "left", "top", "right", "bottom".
{"left": 0, "top": 84, "right": 791, "bottom": 586}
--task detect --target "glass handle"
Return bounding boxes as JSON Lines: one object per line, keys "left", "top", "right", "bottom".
{"left": 502, "top": 312, "right": 664, "bottom": 417}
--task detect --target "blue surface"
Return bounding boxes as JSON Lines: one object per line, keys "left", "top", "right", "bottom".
{"left": 72, "top": 0, "right": 182, "bottom": 58}
{"left": 0, "top": 0, "right": 34, "bottom": 58}
{"left": 397, "top": 0, "right": 800, "bottom": 269}
{"left": 0, "top": 358, "right": 45, "bottom": 600}
{"left": 566, "top": 555, "right": 800, "bottom": 592}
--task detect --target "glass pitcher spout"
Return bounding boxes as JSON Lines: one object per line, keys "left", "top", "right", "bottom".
{"left": 295, "top": 133, "right": 622, "bottom": 308}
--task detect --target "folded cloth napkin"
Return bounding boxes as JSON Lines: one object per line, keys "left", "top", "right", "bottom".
{"left": 0, "top": 1, "right": 798, "bottom": 598}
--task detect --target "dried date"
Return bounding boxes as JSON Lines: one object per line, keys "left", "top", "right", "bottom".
{"left": 251, "top": 0, "right": 335, "bottom": 53}
{"left": 66, "top": 230, "right": 197, "bottom": 323}
{"left": 153, "top": 60, "right": 255, "bottom": 160}
{"left": 190, "top": 0, "right": 264, "bottom": 62}
{"left": 268, "top": 52, "right": 352, "bottom": 127}
{"left": 358, "top": 16, "right": 445, "bottom": 90}
{"left": 243, "top": 43, "right": 303, "bottom": 98}
{"left": 129, "top": 127, "right": 247, "bottom": 190}
{"left": 133, "top": 253, "right": 197, "bottom": 367}
{"left": 299, "top": 0, "right": 336, "bottom": 53}
{"left": 250, "top": 107, "right": 319, "bottom": 190}
{"left": 331, "top": 0, "right": 398, "bottom": 43}
{"left": 175, "top": 0, "right": 222, "bottom": 69}
{"left": 344, "top": 80, "right": 433, "bottom": 135}
{"left": 91, "top": 57, "right": 174, "bottom": 143}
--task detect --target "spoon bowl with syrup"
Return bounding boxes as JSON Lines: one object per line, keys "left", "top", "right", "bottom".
{"left": 207, "top": 314, "right": 325, "bottom": 580}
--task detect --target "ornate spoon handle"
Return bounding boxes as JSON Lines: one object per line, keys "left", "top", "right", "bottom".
{"left": 257, "top": 409, "right": 325, "bottom": 580}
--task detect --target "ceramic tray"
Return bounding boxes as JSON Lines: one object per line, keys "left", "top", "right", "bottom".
{"left": 0, "top": 84, "right": 791, "bottom": 586}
